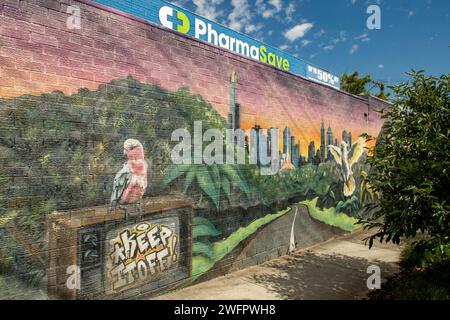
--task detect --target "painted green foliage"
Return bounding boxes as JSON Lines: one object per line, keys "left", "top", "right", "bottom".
{"left": 0, "top": 77, "right": 230, "bottom": 284}
{"left": 0, "top": 76, "right": 227, "bottom": 215}
{"left": 160, "top": 163, "right": 251, "bottom": 209}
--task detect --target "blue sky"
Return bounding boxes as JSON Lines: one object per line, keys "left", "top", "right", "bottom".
{"left": 169, "top": 0, "right": 449, "bottom": 90}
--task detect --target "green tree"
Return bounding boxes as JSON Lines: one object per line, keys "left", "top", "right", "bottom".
{"left": 341, "top": 72, "right": 390, "bottom": 101}
{"left": 361, "top": 71, "right": 450, "bottom": 252}
{"left": 340, "top": 71, "right": 372, "bottom": 95}
{"left": 370, "top": 80, "right": 390, "bottom": 100}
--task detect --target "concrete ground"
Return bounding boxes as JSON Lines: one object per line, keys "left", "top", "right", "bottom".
{"left": 153, "top": 229, "right": 405, "bottom": 300}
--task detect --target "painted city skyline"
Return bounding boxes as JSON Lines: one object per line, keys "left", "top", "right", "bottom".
{"left": 227, "top": 71, "right": 364, "bottom": 166}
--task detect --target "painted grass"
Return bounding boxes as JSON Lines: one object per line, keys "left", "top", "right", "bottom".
{"left": 0, "top": 211, "right": 18, "bottom": 227}
{"left": 299, "top": 197, "right": 359, "bottom": 232}
{"left": 191, "top": 207, "right": 291, "bottom": 279}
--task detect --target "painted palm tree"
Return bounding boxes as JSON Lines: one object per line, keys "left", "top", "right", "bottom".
{"left": 160, "top": 163, "right": 250, "bottom": 209}
{"left": 328, "top": 137, "right": 366, "bottom": 197}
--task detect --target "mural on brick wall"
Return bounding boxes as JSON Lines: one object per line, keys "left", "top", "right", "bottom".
{"left": 0, "top": 74, "right": 382, "bottom": 299}
{"left": 106, "top": 219, "right": 179, "bottom": 294}
{"left": 0, "top": 0, "right": 388, "bottom": 300}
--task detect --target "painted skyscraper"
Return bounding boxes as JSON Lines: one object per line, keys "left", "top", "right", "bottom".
{"left": 342, "top": 130, "right": 352, "bottom": 146}
{"left": 283, "top": 127, "right": 291, "bottom": 161}
{"left": 327, "top": 125, "right": 333, "bottom": 161}
{"left": 251, "top": 124, "right": 263, "bottom": 166}
{"left": 291, "top": 137, "right": 300, "bottom": 167}
{"left": 320, "top": 121, "right": 326, "bottom": 162}
{"left": 308, "top": 141, "right": 315, "bottom": 163}
{"left": 235, "top": 103, "right": 240, "bottom": 130}
{"left": 267, "top": 127, "right": 277, "bottom": 157}
{"left": 227, "top": 71, "right": 240, "bottom": 130}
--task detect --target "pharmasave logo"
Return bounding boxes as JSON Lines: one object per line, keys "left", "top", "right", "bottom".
{"left": 159, "top": 6, "right": 190, "bottom": 34}
{"left": 158, "top": 5, "right": 291, "bottom": 72}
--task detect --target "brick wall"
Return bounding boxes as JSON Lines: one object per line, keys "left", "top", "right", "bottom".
{"left": 0, "top": 0, "right": 389, "bottom": 299}
{"left": 0, "top": 0, "right": 383, "bottom": 134}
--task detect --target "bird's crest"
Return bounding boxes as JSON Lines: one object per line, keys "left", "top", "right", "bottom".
{"left": 124, "top": 139, "right": 143, "bottom": 150}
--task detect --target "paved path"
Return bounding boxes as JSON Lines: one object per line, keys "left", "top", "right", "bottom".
{"left": 153, "top": 229, "right": 404, "bottom": 300}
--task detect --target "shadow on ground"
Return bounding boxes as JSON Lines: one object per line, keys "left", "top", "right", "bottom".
{"left": 251, "top": 251, "right": 399, "bottom": 300}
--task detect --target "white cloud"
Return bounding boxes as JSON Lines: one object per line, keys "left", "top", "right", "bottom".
{"left": 351, "top": 0, "right": 357, "bottom": 4}
{"left": 227, "top": 0, "right": 251, "bottom": 32}
{"left": 354, "top": 33, "right": 370, "bottom": 42}
{"left": 192, "top": 0, "right": 224, "bottom": 21}
{"left": 257, "top": 0, "right": 284, "bottom": 19}
{"left": 323, "top": 45, "right": 334, "bottom": 51}
{"left": 284, "top": 23, "right": 313, "bottom": 42}
{"left": 269, "top": 0, "right": 282, "bottom": 11}
{"left": 331, "top": 30, "right": 347, "bottom": 44}
{"left": 245, "top": 23, "right": 263, "bottom": 33}
{"left": 279, "top": 44, "right": 289, "bottom": 50}
{"left": 349, "top": 44, "right": 359, "bottom": 55}
{"left": 354, "top": 33, "right": 368, "bottom": 40}
{"left": 262, "top": 9, "right": 275, "bottom": 19}
{"left": 285, "top": 2, "right": 295, "bottom": 22}
{"left": 301, "top": 39, "right": 311, "bottom": 47}
{"left": 378, "top": 64, "right": 384, "bottom": 69}
{"left": 314, "top": 29, "right": 325, "bottom": 39}
{"left": 310, "top": 52, "right": 320, "bottom": 59}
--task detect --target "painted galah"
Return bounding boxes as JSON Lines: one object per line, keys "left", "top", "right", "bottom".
{"left": 109, "top": 139, "right": 148, "bottom": 219}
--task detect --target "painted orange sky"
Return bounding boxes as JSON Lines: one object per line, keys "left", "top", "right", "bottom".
{"left": 0, "top": 0, "right": 385, "bottom": 159}
{"left": 223, "top": 70, "right": 383, "bottom": 157}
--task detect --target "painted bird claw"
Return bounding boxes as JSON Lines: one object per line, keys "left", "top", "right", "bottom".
{"left": 134, "top": 203, "right": 143, "bottom": 220}
{"left": 118, "top": 205, "right": 129, "bottom": 220}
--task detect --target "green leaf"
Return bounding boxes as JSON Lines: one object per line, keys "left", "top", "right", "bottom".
{"left": 193, "top": 241, "right": 215, "bottom": 260}
{"left": 193, "top": 216, "right": 218, "bottom": 228}
{"left": 183, "top": 166, "right": 197, "bottom": 193}
{"left": 222, "top": 177, "right": 231, "bottom": 197}
{"left": 160, "top": 164, "right": 191, "bottom": 190}
{"left": 196, "top": 169, "right": 220, "bottom": 209}
{"left": 336, "top": 201, "right": 345, "bottom": 212}
{"left": 330, "top": 190, "right": 335, "bottom": 200}
{"left": 210, "top": 164, "right": 221, "bottom": 191}
{"left": 221, "top": 165, "right": 250, "bottom": 197}
{"left": 193, "top": 223, "right": 221, "bottom": 238}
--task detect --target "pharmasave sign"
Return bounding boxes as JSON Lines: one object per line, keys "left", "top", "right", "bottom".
{"left": 95, "top": 0, "right": 340, "bottom": 89}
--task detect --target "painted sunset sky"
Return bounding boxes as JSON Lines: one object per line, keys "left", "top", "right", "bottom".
{"left": 0, "top": 54, "right": 384, "bottom": 160}
{"left": 0, "top": 0, "right": 385, "bottom": 158}
{"left": 231, "top": 68, "right": 385, "bottom": 157}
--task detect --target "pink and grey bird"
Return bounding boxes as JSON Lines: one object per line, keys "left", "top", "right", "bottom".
{"left": 109, "top": 139, "right": 148, "bottom": 219}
